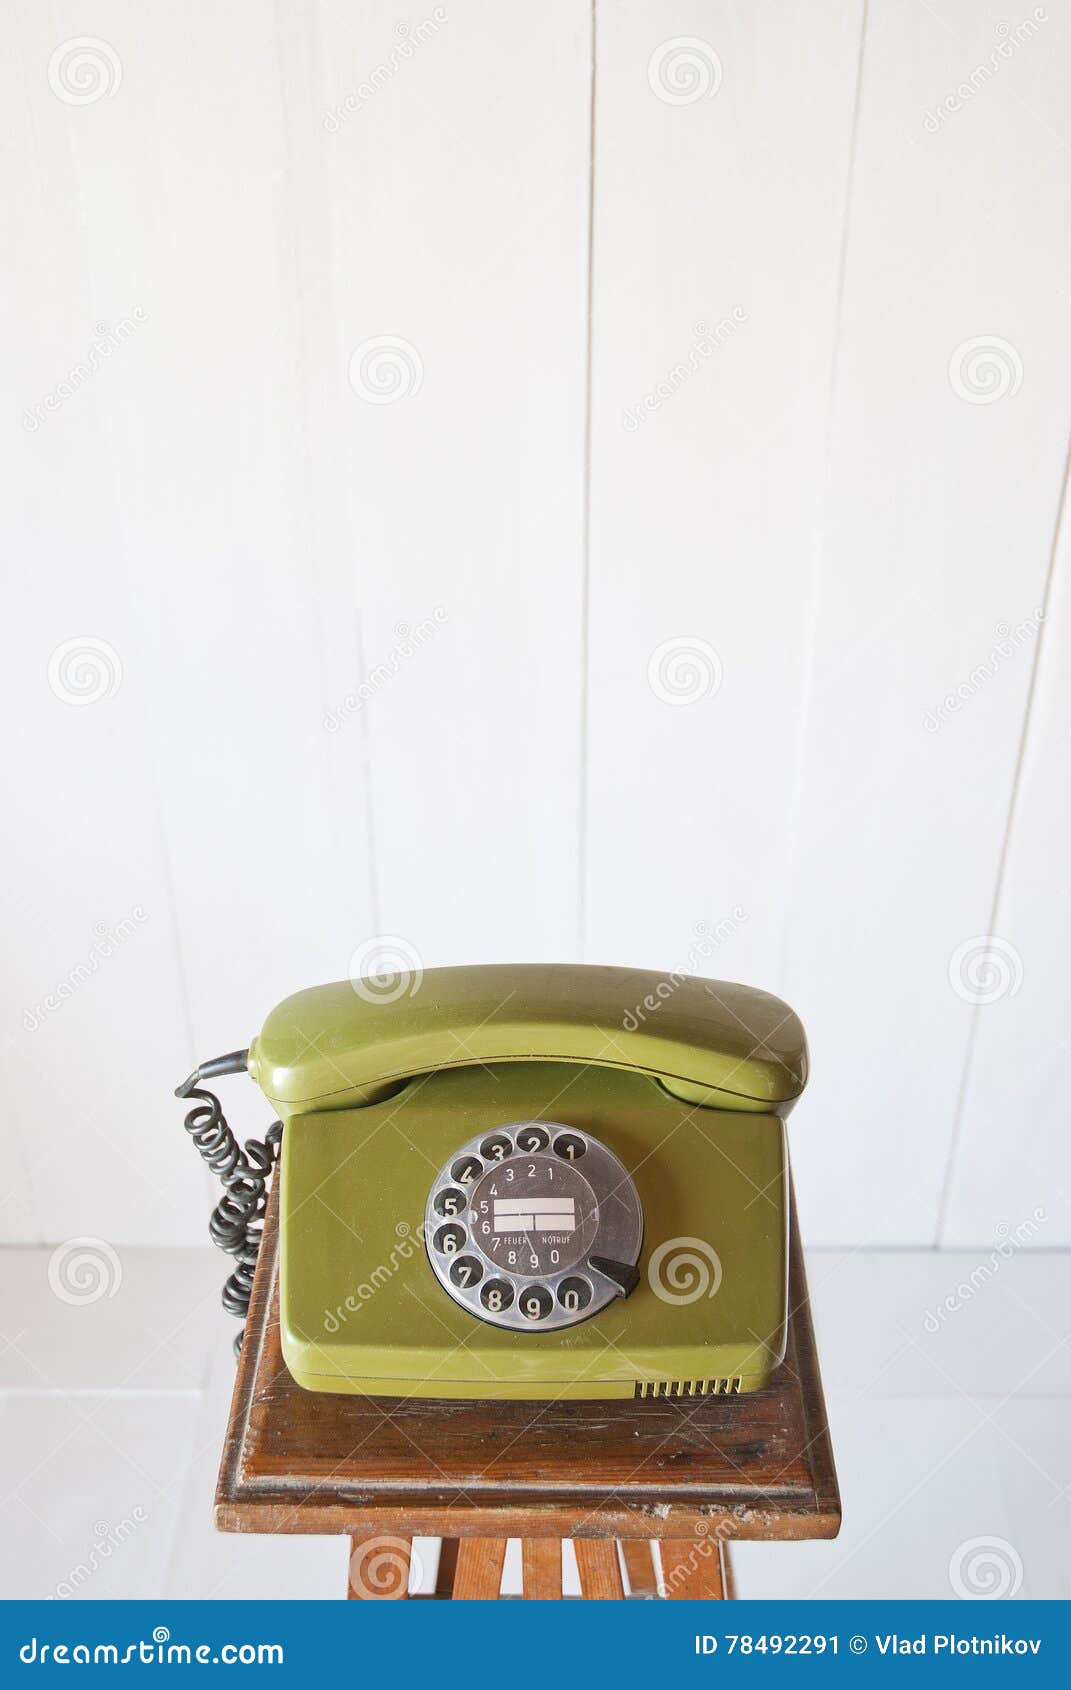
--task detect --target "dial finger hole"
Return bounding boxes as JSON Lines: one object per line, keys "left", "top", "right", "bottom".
{"left": 451, "top": 1154, "right": 483, "bottom": 1185}
{"left": 557, "top": 1276, "right": 593, "bottom": 1314}
{"left": 552, "top": 1132, "right": 586, "bottom": 1161}
{"left": 479, "top": 1134, "right": 513, "bottom": 1162}
{"left": 514, "top": 1126, "right": 549, "bottom": 1153}
{"left": 480, "top": 1278, "right": 515, "bottom": 1313}
{"left": 519, "top": 1285, "right": 553, "bottom": 1322}
{"left": 433, "top": 1187, "right": 466, "bottom": 1219}
{"left": 434, "top": 1223, "right": 466, "bottom": 1256}
{"left": 448, "top": 1254, "right": 483, "bottom": 1290}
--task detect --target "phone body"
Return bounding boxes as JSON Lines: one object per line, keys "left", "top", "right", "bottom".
{"left": 240, "top": 963, "right": 807, "bottom": 1402}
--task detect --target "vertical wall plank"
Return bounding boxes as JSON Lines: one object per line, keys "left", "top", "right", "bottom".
{"left": 781, "top": 0, "right": 1071, "bottom": 1242}
{"left": 585, "top": 2, "right": 865, "bottom": 993}
{"left": 4, "top": 0, "right": 379, "bottom": 1239}
{"left": 318, "top": 0, "right": 591, "bottom": 971}
{"left": 3, "top": 2, "right": 203, "bottom": 1242}
{"left": 941, "top": 472, "right": 1071, "bottom": 1246}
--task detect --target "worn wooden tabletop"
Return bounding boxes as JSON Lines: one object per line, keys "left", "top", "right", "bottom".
{"left": 216, "top": 1179, "right": 840, "bottom": 1544}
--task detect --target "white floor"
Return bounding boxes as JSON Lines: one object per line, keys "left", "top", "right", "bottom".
{"left": 1, "top": 1245, "right": 1068, "bottom": 1601}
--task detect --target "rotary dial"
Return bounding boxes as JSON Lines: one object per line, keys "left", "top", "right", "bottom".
{"left": 424, "top": 1123, "right": 643, "bottom": 1332}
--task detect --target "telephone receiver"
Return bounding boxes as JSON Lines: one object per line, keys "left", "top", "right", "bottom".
{"left": 177, "top": 963, "right": 807, "bottom": 1400}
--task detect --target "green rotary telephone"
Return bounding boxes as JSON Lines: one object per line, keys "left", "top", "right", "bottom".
{"left": 177, "top": 963, "right": 807, "bottom": 1401}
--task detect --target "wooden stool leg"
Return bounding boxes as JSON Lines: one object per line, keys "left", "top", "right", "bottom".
{"left": 660, "top": 1536, "right": 730, "bottom": 1599}
{"left": 452, "top": 1538, "right": 507, "bottom": 1599}
{"left": 619, "top": 1540, "right": 658, "bottom": 1596}
{"left": 574, "top": 1539, "right": 625, "bottom": 1599}
{"left": 347, "top": 1534, "right": 411, "bottom": 1599}
{"left": 435, "top": 1538, "right": 460, "bottom": 1597}
{"left": 521, "top": 1539, "right": 562, "bottom": 1599}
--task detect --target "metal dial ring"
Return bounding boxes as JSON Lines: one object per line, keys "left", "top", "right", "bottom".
{"left": 424, "top": 1122, "right": 643, "bottom": 1333}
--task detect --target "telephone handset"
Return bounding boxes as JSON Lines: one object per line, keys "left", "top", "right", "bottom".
{"left": 177, "top": 963, "right": 807, "bottom": 1399}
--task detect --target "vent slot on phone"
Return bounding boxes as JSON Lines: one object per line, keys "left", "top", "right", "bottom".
{"left": 635, "top": 1377, "right": 743, "bottom": 1400}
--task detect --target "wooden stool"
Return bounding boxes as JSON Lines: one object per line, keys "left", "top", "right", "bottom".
{"left": 216, "top": 1182, "right": 839, "bottom": 1598}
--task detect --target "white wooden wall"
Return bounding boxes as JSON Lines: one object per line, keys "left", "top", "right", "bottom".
{"left": 4, "top": 0, "right": 1069, "bottom": 1249}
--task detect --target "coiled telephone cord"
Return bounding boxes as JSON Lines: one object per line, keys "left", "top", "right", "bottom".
{"left": 175, "top": 1052, "right": 281, "bottom": 1357}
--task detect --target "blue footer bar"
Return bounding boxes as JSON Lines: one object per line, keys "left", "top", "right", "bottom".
{"left": 2, "top": 1600, "right": 1067, "bottom": 1681}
